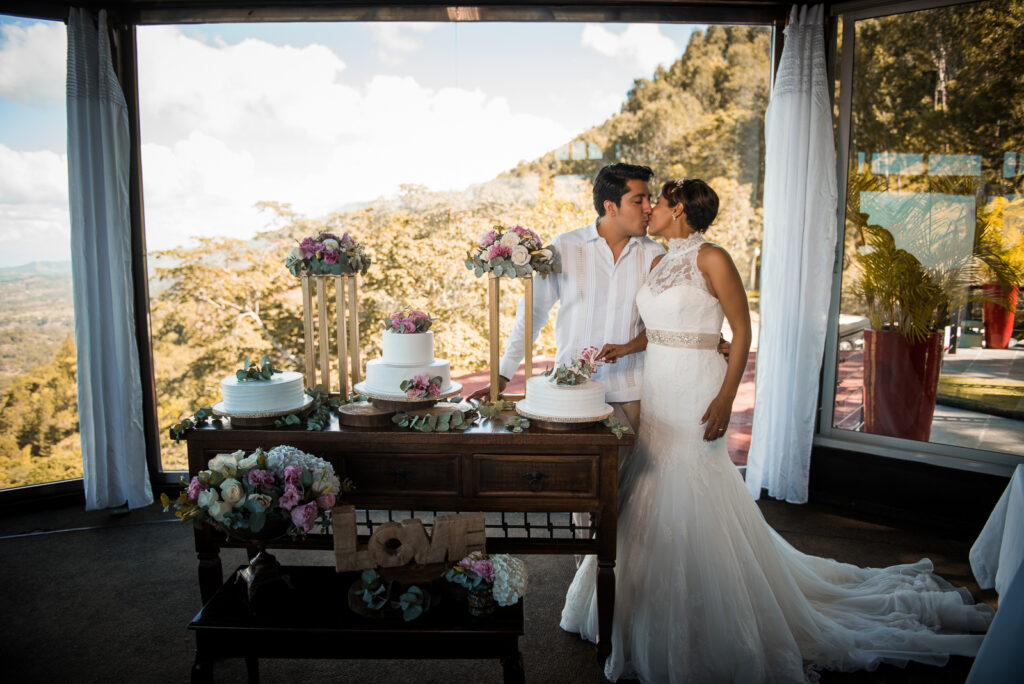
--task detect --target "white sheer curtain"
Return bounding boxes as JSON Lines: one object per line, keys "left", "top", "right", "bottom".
{"left": 67, "top": 8, "right": 152, "bottom": 510}
{"left": 745, "top": 4, "right": 837, "bottom": 503}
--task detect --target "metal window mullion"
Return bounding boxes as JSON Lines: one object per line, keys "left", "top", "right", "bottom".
{"left": 819, "top": 14, "right": 857, "bottom": 441}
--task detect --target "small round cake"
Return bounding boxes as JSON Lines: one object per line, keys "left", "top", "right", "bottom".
{"left": 381, "top": 330, "right": 434, "bottom": 367}
{"left": 517, "top": 375, "right": 612, "bottom": 421}
{"left": 220, "top": 370, "right": 307, "bottom": 414}
{"left": 361, "top": 328, "right": 456, "bottom": 397}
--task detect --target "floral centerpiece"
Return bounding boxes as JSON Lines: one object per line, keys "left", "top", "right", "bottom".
{"left": 385, "top": 307, "right": 435, "bottom": 334}
{"left": 445, "top": 551, "right": 528, "bottom": 615}
{"left": 543, "top": 345, "right": 603, "bottom": 385}
{"left": 161, "top": 445, "right": 350, "bottom": 538}
{"left": 286, "top": 230, "right": 371, "bottom": 277}
{"left": 465, "top": 224, "right": 561, "bottom": 279}
{"left": 400, "top": 373, "right": 443, "bottom": 399}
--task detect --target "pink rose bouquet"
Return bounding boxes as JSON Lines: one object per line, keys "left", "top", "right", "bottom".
{"left": 385, "top": 307, "right": 435, "bottom": 334}
{"left": 286, "top": 230, "right": 371, "bottom": 277}
{"left": 465, "top": 224, "right": 560, "bottom": 280}
{"left": 400, "top": 373, "right": 443, "bottom": 399}
{"left": 445, "top": 551, "right": 528, "bottom": 607}
{"left": 544, "top": 345, "right": 605, "bottom": 385}
{"left": 161, "top": 445, "right": 352, "bottom": 538}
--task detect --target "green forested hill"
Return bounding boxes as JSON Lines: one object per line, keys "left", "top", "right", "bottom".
{"left": 0, "top": 261, "right": 74, "bottom": 393}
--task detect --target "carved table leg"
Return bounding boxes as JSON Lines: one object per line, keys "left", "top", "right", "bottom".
{"left": 501, "top": 649, "right": 525, "bottom": 684}
{"left": 597, "top": 560, "right": 616, "bottom": 663}
{"left": 197, "top": 549, "right": 223, "bottom": 604}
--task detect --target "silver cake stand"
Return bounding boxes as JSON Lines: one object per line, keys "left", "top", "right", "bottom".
{"left": 515, "top": 403, "right": 614, "bottom": 431}
{"left": 211, "top": 395, "right": 315, "bottom": 428}
{"left": 353, "top": 381, "right": 463, "bottom": 412}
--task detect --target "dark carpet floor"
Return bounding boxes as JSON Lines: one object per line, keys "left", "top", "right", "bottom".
{"left": 0, "top": 497, "right": 997, "bottom": 683}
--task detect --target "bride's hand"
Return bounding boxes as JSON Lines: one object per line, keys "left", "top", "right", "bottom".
{"left": 596, "top": 343, "right": 630, "bottom": 364}
{"left": 700, "top": 393, "right": 733, "bottom": 442}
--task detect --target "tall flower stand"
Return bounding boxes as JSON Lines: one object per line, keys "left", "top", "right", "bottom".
{"left": 488, "top": 273, "right": 534, "bottom": 402}
{"left": 301, "top": 274, "right": 361, "bottom": 396}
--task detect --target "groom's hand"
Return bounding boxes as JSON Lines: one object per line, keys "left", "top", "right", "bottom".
{"left": 718, "top": 336, "right": 731, "bottom": 360}
{"left": 468, "top": 374, "right": 509, "bottom": 401}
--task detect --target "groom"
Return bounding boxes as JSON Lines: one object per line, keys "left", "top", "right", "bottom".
{"left": 468, "top": 163, "right": 666, "bottom": 431}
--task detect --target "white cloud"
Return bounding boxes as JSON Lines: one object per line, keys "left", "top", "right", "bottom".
{"left": 0, "top": 144, "right": 70, "bottom": 264}
{"left": 580, "top": 24, "right": 680, "bottom": 75}
{"left": 134, "top": 27, "right": 571, "bottom": 251}
{"left": 366, "top": 23, "right": 439, "bottom": 66}
{"left": 0, "top": 21, "right": 66, "bottom": 106}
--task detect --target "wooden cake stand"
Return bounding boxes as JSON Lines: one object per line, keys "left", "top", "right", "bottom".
{"left": 514, "top": 404, "right": 613, "bottom": 432}
{"left": 211, "top": 396, "right": 315, "bottom": 428}
{"left": 343, "top": 381, "right": 464, "bottom": 426}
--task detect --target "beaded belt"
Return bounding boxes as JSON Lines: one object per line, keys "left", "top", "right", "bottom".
{"left": 647, "top": 329, "right": 720, "bottom": 350}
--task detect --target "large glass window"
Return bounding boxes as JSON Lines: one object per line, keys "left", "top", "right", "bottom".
{"left": 136, "top": 21, "right": 771, "bottom": 472}
{"left": 830, "top": 0, "right": 1024, "bottom": 458}
{"left": 0, "top": 16, "right": 81, "bottom": 489}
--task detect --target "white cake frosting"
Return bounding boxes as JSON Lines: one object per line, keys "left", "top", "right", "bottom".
{"left": 381, "top": 330, "right": 434, "bottom": 366}
{"left": 221, "top": 370, "right": 306, "bottom": 413}
{"left": 363, "top": 330, "right": 454, "bottom": 397}
{"left": 517, "top": 375, "right": 611, "bottom": 420}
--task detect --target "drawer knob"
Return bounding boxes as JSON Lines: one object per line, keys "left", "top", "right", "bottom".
{"left": 522, "top": 471, "right": 548, "bottom": 492}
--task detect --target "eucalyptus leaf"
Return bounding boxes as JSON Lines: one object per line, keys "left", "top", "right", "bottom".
{"left": 249, "top": 510, "right": 266, "bottom": 533}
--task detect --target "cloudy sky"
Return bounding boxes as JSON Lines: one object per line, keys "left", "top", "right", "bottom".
{"left": 0, "top": 17, "right": 699, "bottom": 267}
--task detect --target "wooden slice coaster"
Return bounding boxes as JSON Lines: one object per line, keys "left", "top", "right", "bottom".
{"left": 337, "top": 401, "right": 393, "bottom": 427}
{"left": 528, "top": 418, "right": 597, "bottom": 432}
{"left": 371, "top": 397, "right": 436, "bottom": 412}
{"left": 225, "top": 415, "right": 281, "bottom": 428}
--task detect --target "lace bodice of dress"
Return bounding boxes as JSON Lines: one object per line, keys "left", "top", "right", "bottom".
{"left": 647, "top": 232, "right": 710, "bottom": 296}
{"left": 639, "top": 231, "right": 724, "bottom": 335}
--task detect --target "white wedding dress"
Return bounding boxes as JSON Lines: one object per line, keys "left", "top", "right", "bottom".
{"left": 560, "top": 233, "right": 993, "bottom": 683}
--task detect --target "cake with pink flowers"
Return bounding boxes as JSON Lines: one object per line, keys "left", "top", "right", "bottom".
{"left": 359, "top": 309, "right": 457, "bottom": 399}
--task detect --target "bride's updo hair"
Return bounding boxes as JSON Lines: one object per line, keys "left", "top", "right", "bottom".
{"left": 661, "top": 178, "right": 719, "bottom": 233}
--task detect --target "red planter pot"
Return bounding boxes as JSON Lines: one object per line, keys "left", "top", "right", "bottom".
{"left": 863, "top": 329, "right": 942, "bottom": 442}
{"left": 982, "top": 282, "right": 1019, "bottom": 350}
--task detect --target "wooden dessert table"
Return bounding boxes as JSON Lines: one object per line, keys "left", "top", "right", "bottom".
{"left": 185, "top": 409, "right": 633, "bottom": 663}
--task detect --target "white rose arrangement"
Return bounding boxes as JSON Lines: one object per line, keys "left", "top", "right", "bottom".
{"left": 465, "top": 224, "right": 561, "bottom": 279}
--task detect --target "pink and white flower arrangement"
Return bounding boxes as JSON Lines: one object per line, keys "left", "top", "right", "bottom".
{"left": 465, "top": 224, "right": 560, "bottom": 279}
{"left": 161, "top": 446, "right": 351, "bottom": 537}
{"left": 385, "top": 307, "right": 435, "bottom": 334}
{"left": 544, "top": 345, "right": 604, "bottom": 385}
{"left": 445, "top": 550, "right": 528, "bottom": 607}
{"left": 286, "top": 230, "right": 371, "bottom": 277}
{"left": 400, "top": 373, "right": 443, "bottom": 399}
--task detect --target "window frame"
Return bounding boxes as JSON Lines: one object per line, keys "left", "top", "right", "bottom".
{"left": 818, "top": 0, "right": 1022, "bottom": 477}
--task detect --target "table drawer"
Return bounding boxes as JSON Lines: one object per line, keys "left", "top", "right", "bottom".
{"left": 469, "top": 454, "right": 598, "bottom": 497}
{"left": 342, "top": 453, "right": 459, "bottom": 495}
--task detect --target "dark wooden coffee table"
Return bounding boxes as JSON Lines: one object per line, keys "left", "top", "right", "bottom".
{"left": 189, "top": 565, "right": 524, "bottom": 683}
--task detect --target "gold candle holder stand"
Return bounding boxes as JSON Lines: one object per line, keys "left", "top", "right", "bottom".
{"left": 488, "top": 273, "right": 533, "bottom": 403}
{"left": 301, "top": 274, "right": 360, "bottom": 397}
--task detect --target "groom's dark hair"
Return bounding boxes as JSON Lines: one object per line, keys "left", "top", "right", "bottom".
{"left": 593, "top": 163, "right": 654, "bottom": 217}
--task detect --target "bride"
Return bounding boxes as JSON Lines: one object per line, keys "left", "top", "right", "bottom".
{"left": 560, "top": 178, "right": 993, "bottom": 683}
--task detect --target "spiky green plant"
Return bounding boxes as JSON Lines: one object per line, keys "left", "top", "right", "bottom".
{"left": 851, "top": 216, "right": 1023, "bottom": 344}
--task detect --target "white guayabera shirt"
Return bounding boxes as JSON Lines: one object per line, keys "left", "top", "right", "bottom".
{"left": 500, "top": 221, "right": 665, "bottom": 403}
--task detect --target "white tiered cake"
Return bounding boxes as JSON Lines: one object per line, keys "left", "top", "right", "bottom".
{"left": 362, "top": 330, "right": 456, "bottom": 397}
{"left": 220, "top": 370, "right": 307, "bottom": 414}
{"left": 516, "top": 374, "right": 612, "bottom": 421}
